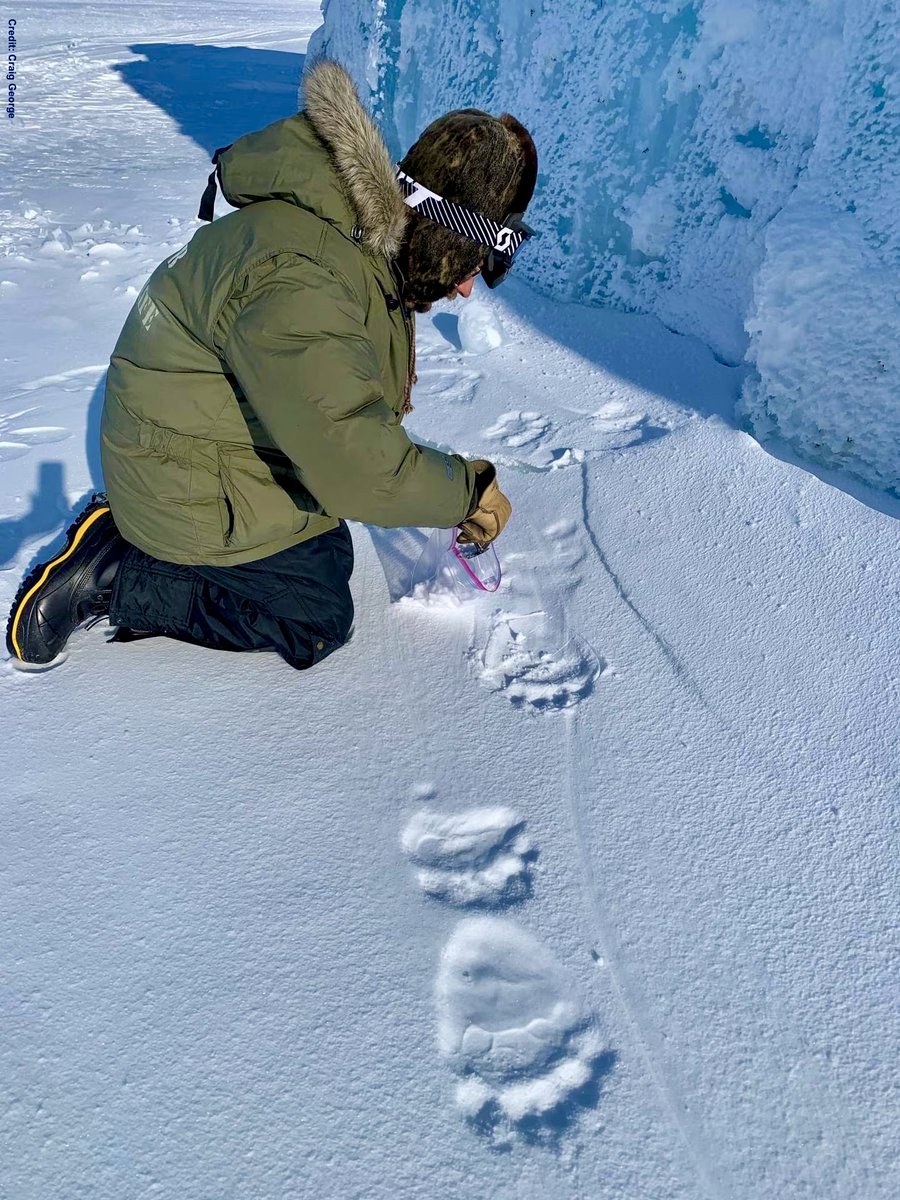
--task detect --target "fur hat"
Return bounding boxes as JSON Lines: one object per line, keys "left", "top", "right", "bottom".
{"left": 397, "top": 109, "right": 538, "bottom": 311}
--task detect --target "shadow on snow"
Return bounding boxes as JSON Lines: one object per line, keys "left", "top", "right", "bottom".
{"left": 113, "top": 44, "right": 306, "bottom": 156}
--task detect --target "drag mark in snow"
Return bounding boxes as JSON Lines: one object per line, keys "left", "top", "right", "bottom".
{"left": 402, "top": 807, "right": 533, "bottom": 906}
{"left": 561, "top": 712, "right": 728, "bottom": 1197}
{"left": 436, "top": 917, "right": 610, "bottom": 1142}
{"left": 472, "top": 610, "right": 605, "bottom": 712}
{"left": 543, "top": 518, "right": 588, "bottom": 586}
{"left": 578, "top": 460, "right": 713, "bottom": 713}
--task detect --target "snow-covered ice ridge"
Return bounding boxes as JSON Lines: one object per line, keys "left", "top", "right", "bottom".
{"left": 309, "top": 0, "right": 900, "bottom": 495}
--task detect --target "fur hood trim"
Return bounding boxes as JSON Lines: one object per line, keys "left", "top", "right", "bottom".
{"left": 303, "top": 60, "right": 408, "bottom": 259}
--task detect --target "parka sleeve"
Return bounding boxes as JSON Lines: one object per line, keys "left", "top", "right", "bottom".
{"left": 221, "top": 257, "right": 476, "bottom": 529}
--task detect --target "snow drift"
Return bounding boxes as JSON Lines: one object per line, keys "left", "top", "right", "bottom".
{"left": 308, "top": 0, "right": 900, "bottom": 496}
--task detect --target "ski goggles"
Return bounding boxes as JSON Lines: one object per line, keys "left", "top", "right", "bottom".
{"left": 396, "top": 168, "right": 536, "bottom": 288}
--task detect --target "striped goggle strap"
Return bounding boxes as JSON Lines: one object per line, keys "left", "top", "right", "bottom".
{"left": 395, "top": 168, "right": 531, "bottom": 266}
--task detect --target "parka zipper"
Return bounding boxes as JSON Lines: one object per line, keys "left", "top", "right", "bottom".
{"left": 354, "top": 223, "right": 416, "bottom": 418}
{"left": 388, "top": 261, "right": 416, "bottom": 416}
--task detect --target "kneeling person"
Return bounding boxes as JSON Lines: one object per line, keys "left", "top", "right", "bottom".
{"left": 6, "top": 61, "right": 536, "bottom": 669}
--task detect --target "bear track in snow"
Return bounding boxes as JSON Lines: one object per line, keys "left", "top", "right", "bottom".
{"left": 402, "top": 807, "right": 532, "bottom": 906}
{"left": 436, "top": 917, "right": 606, "bottom": 1135}
{"left": 473, "top": 611, "right": 605, "bottom": 712}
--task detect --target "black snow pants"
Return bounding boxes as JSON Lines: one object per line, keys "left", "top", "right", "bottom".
{"left": 108, "top": 521, "right": 354, "bottom": 670}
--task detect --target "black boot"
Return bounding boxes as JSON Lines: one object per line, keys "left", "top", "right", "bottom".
{"left": 5, "top": 494, "right": 127, "bottom": 664}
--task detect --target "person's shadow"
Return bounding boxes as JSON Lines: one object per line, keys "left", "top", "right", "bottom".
{"left": 0, "top": 462, "right": 73, "bottom": 571}
{"left": 0, "top": 374, "right": 107, "bottom": 574}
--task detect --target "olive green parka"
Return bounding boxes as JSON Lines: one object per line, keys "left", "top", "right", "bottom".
{"left": 100, "top": 60, "right": 477, "bottom": 566}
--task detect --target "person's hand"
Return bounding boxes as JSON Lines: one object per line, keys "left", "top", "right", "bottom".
{"left": 458, "top": 460, "right": 511, "bottom": 549}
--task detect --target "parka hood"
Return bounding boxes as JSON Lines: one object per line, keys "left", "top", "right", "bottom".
{"left": 216, "top": 59, "right": 408, "bottom": 259}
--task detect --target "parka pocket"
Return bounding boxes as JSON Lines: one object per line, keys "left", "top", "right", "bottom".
{"left": 217, "top": 445, "right": 311, "bottom": 550}
{"left": 101, "top": 405, "right": 226, "bottom": 557}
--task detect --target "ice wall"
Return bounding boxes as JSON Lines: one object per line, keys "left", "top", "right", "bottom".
{"left": 308, "top": 1, "right": 900, "bottom": 495}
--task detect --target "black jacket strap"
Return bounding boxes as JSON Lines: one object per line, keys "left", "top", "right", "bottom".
{"left": 197, "top": 144, "right": 233, "bottom": 222}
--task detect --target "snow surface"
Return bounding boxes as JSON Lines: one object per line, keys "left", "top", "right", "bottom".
{"left": 310, "top": 0, "right": 900, "bottom": 496}
{"left": 2, "top": 2, "right": 899, "bottom": 1198}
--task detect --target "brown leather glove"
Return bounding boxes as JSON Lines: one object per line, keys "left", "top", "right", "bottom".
{"left": 457, "top": 460, "right": 512, "bottom": 549}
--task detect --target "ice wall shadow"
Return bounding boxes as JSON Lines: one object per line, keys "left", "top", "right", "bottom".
{"left": 494, "top": 276, "right": 746, "bottom": 428}
{"left": 432, "top": 313, "right": 463, "bottom": 352}
{"left": 733, "top": 431, "right": 900, "bottom": 522}
{"left": 113, "top": 44, "right": 306, "bottom": 154}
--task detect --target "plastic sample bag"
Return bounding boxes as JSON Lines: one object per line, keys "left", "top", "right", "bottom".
{"left": 407, "top": 526, "right": 502, "bottom": 599}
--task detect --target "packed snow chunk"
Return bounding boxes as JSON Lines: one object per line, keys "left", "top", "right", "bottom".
{"left": 39, "top": 228, "right": 73, "bottom": 255}
{"left": 87, "top": 242, "right": 128, "bottom": 257}
{"left": 455, "top": 1076, "right": 494, "bottom": 1117}
{"left": 402, "top": 806, "right": 524, "bottom": 868}
{"left": 418, "top": 850, "right": 526, "bottom": 905}
{"left": 498, "top": 1030, "right": 605, "bottom": 1121}
{"left": 402, "top": 807, "right": 531, "bottom": 905}
{"left": 457, "top": 298, "right": 505, "bottom": 355}
{"left": 742, "top": 200, "right": 900, "bottom": 492}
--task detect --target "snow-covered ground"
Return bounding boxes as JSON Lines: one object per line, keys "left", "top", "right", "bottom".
{"left": 2, "top": 4, "right": 898, "bottom": 1198}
